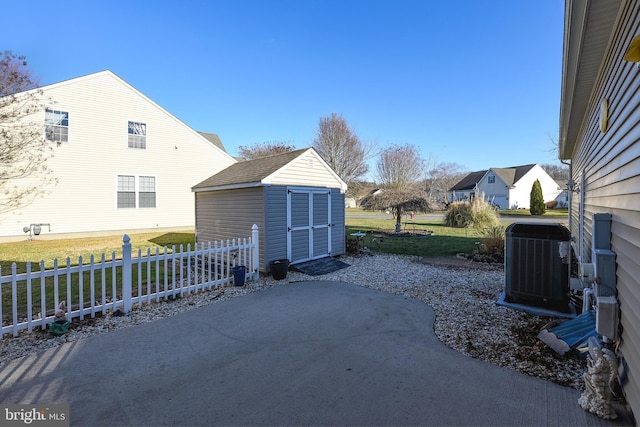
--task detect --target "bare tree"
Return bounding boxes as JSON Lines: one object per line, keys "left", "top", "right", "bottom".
{"left": 313, "top": 113, "right": 375, "bottom": 195}
{"left": 540, "top": 163, "right": 569, "bottom": 181}
{"left": 426, "top": 162, "right": 468, "bottom": 205}
{"left": 376, "top": 143, "right": 423, "bottom": 190}
{"left": 237, "top": 141, "right": 296, "bottom": 160}
{"left": 362, "top": 144, "right": 434, "bottom": 231}
{"left": 0, "top": 51, "right": 54, "bottom": 213}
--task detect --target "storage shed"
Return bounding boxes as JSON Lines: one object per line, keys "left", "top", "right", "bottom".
{"left": 192, "top": 148, "right": 347, "bottom": 272}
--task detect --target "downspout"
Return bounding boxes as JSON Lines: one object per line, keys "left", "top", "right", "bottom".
{"left": 561, "top": 159, "right": 572, "bottom": 231}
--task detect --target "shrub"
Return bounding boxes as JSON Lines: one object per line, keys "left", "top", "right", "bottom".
{"left": 444, "top": 197, "right": 498, "bottom": 229}
{"left": 346, "top": 237, "right": 361, "bottom": 255}
{"left": 480, "top": 225, "right": 505, "bottom": 261}
{"left": 530, "top": 180, "right": 545, "bottom": 215}
{"left": 482, "top": 224, "right": 506, "bottom": 239}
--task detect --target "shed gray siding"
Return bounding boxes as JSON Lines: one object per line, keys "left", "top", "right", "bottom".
{"left": 264, "top": 186, "right": 288, "bottom": 271}
{"left": 331, "top": 188, "right": 346, "bottom": 256}
{"left": 195, "top": 185, "right": 345, "bottom": 273}
{"left": 312, "top": 192, "right": 329, "bottom": 256}
{"left": 289, "top": 190, "right": 311, "bottom": 262}
{"left": 194, "top": 187, "right": 265, "bottom": 268}
{"left": 567, "top": 1, "right": 640, "bottom": 416}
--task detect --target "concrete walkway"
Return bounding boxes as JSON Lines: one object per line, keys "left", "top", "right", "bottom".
{"left": 0, "top": 281, "right": 632, "bottom": 426}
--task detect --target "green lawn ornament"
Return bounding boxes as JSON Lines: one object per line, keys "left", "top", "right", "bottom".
{"left": 49, "top": 301, "right": 70, "bottom": 336}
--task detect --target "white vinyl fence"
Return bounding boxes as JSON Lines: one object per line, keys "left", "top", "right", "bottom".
{"left": 0, "top": 225, "right": 259, "bottom": 339}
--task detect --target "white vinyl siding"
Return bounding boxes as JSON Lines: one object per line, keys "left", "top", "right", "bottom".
{"left": 0, "top": 71, "right": 236, "bottom": 238}
{"left": 269, "top": 151, "right": 346, "bottom": 191}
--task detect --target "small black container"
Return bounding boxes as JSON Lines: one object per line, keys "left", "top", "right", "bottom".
{"left": 232, "top": 265, "right": 246, "bottom": 287}
{"left": 269, "top": 259, "right": 289, "bottom": 280}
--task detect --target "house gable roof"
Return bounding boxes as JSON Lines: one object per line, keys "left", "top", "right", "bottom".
{"left": 490, "top": 164, "right": 536, "bottom": 187}
{"left": 449, "top": 170, "right": 487, "bottom": 191}
{"left": 192, "top": 148, "right": 347, "bottom": 192}
{"left": 198, "top": 132, "right": 226, "bottom": 153}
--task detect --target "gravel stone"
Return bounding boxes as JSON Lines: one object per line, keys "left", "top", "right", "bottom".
{"left": 0, "top": 254, "right": 585, "bottom": 389}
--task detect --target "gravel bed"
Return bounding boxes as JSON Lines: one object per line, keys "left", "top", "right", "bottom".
{"left": 0, "top": 254, "right": 586, "bottom": 389}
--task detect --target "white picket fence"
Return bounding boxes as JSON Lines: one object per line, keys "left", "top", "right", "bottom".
{"left": 0, "top": 225, "right": 259, "bottom": 339}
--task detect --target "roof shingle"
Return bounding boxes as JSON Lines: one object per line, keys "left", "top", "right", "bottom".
{"left": 193, "top": 148, "right": 310, "bottom": 190}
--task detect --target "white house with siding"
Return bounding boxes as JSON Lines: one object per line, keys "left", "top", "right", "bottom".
{"left": 193, "top": 148, "right": 347, "bottom": 272}
{"left": 0, "top": 71, "right": 236, "bottom": 241}
{"left": 561, "top": 0, "right": 640, "bottom": 420}
{"left": 448, "top": 164, "right": 562, "bottom": 210}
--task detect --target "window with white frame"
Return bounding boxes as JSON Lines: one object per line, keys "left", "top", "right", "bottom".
{"left": 488, "top": 175, "right": 495, "bottom": 184}
{"left": 138, "top": 176, "right": 156, "bottom": 208}
{"left": 117, "top": 175, "right": 136, "bottom": 208}
{"left": 128, "top": 121, "right": 146, "bottom": 149}
{"left": 45, "top": 109, "right": 69, "bottom": 142}
{"left": 117, "top": 175, "right": 156, "bottom": 209}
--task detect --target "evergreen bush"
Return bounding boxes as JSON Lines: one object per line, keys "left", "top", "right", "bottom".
{"left": 530, "top": 179, "right": 546, "bottom": 216}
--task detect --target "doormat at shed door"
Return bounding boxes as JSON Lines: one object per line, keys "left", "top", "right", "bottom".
{"left": 292, "top": 257, "right": 351, "bottom": 276}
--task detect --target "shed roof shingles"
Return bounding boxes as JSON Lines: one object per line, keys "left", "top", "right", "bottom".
{"left": 193, "top": 148, "right": 310, "bottom": 190}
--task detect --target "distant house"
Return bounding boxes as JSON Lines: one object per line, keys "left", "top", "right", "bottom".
{"left": 560, "top": 0, "right": 640, "bottom": 417}
{"left": 0, "top": 71, "right": 236, "bottom": 241}
{"left": 448, "top": 170, "right": 487, "bottom": 204}
{"left": 193, "top": 148, "right": 347, "bottom": 272}
{"left": 345, "top": 197, "right": 357, "bottom": 208}
{"left": 554, "top": 181, "right": 570, "bottom": 208}
{"left": 448, "top": 164, "right": 562, "bottom": 210}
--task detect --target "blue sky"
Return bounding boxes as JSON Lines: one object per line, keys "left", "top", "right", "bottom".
{"left": 3, "top": 0, "right": 563, "bottom": 176}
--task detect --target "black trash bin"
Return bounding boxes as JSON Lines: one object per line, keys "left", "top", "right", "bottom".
{"left": 232, "top": 265, "right": 246, "bottom": 287}
{"left": 504, "top": 223, "right": 571, "bottom": 310}
{"left": 269, "top": 259, "right": 289, "bottom": 280}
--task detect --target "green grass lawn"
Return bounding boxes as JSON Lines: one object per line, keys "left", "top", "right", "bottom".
{"left": 1, "top": 216, "right": 511, "bottom": 322}
{"left": 346, "top": 217, "right": 484, "bottom": 257}
{"left": 345, "top": 208, "right": 567, "bottom": 257}
{"left": 0, "top": 231, "right": 195, "bottom": 274}
{"left": 500, "top": 208, "right": 568, "bottom": 218}
{"left": 1, "top": 232, "right": 196, "bottom": 324}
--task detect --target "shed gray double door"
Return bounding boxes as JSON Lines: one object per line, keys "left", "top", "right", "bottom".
{"left": 287, "top": 188, "right": 332, "bottom": 264}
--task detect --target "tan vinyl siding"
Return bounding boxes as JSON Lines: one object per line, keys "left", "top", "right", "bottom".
{"left": 0, "top": 72, "right": 235, "bottom": 239}
{"left": 195, "top": 187, "right": 265, "bottom": 268}
{"left": 569, "top": 1, "right": 640, "bottom": 416}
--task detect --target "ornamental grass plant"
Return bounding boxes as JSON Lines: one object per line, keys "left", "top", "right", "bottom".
{"left": 444, "top": 197, "right": 499, "bottom": 229}
{"left": 480, "top": 224, "right": 506, "bottom": 261}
